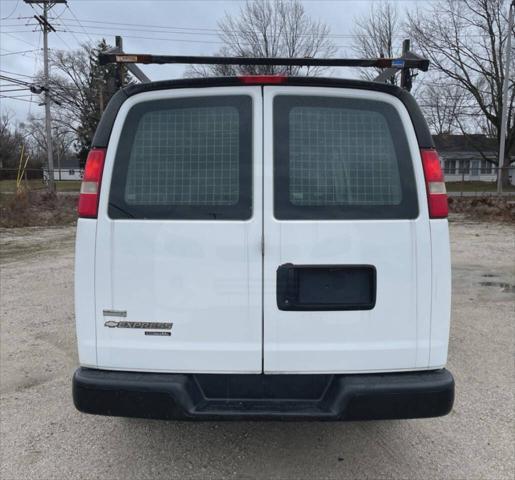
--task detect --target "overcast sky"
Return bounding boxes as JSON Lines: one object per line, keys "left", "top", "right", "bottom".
{"left": 0, "top": 0, "right": 418, "bottom": 122}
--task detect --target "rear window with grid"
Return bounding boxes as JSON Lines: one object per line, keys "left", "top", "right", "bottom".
{"left": 274, "top": 96, "right": 418, "bottom": 220}
{"left": 289, "top": 107, "right": 401, "bottom": 206}
{"left": 109, "top": 96, "right": 252, "bottom": 220}
{"left": 125, "top": 107, "right": 240, "bottom": 206}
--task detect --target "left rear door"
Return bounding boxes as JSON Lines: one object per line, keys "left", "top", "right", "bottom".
{"left": 94, "top": 86, "right": 263, "bottom": 373}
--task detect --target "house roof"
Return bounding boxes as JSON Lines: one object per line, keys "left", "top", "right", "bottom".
{"left": 50, "top": 156, "right": 80, "bottom": 169}
{"left": 433, "top": 134, "right": 498, "bottom": 152}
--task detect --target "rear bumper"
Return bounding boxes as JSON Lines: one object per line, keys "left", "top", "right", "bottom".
{"left": 73, "top": 367, "right": 454, "bottom": 421}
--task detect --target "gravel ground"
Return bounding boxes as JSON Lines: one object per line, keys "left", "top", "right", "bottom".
{"left": 0, "top": 217, "right": 514, "bottom": 480}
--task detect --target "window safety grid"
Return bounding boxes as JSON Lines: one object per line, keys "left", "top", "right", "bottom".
{"left": 125, "top": 106, "right": 240, "bottom": 206}
{"left": 288, "top": 107, "right": 402, "bottom": 206}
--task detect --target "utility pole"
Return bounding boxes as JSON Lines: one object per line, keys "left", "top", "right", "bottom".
{"left": 42, "top": 1, "right": 55, "bottom": 193}
{"left": 497, "top": 0, "right": 514, "bottom": 194}
{"left": 24, "top": 0, "right": 67, "bottom": 193}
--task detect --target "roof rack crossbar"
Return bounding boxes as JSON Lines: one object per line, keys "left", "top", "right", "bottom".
{"left": 98, "top": 53, "right": 430, "bottom": 72}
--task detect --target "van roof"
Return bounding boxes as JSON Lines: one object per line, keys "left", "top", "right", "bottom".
{"left": 91, "top": 76, "right": 434, "bottom": 151}
{"left": 124, "top": 76, "right": 403, "bottom": 95}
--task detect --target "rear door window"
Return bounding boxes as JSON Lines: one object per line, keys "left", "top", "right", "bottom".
{"left": 273, "top": 96, "right": 418, "bottom": 219}
{"left": 109, "top": 95, "right": 252, "bottom": 220}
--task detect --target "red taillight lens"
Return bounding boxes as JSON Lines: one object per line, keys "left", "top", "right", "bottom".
{"left": 238, "top": 75, "right": 287, "bottom": 84}
{"left": 421, "top": 148, "right": 448, "bottom": 219}
{"left": 78, "top": 148, "right": 106, "bottom": 218}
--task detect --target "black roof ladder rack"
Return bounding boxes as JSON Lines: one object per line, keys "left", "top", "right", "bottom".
{"left": 99, "top": 44, "right": 429, "bottom": 92}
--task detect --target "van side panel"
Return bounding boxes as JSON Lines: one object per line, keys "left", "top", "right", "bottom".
{"left": 429, "top": 219, "right": 452, "bottom": 366}
{"left": 74, "top": 219, "right": 97, "bottom": 367}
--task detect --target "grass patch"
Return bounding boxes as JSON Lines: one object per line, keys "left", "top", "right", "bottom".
{"left": 446, "top": 181, "right": 515, "bottom": 192}
{"left": 0, "top": 179, "right": 81, "bottom": 193}
{"left": 449, "top": 196, "right": 515, "bottom": 222}
{"left": 0, "top": 191, "right": 78, "bottom": 228}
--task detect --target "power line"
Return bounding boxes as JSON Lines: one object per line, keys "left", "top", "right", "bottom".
{"left": 0, "top": 29, "right": 39, "bottom": 33}
{"left": 0, "top": 48, "right": 39, "bottom": 56}
{"left": 52, "top": 3, "right": 68, "bottom": 21}
{"left": 0, "top": 87, "right": 30, "bottom": 92}
{"left": 0, "top": 68, "right": 35, "bottom": 79}
{"left": 56, "top": 29, "right": 225, "bottom": 45}
{"left": 57, "top": 19, "right": 230, "bottom": 37}
{"left": 0, "top": 80, "right": 29, "bottom": 86}
{"left": 0, "top": 93, "right": 34, "bottom": 97}
{"left": 51, "top": 16, "right": 493, "bottom": 39}
{"left": 57, "top": 28, "right": 357, "bottom": 49}
{"left": 0, "top": 74, "right": 33, "bottom": 86}
{"left": 57, "top": 20, "right": 331, "bottom": 38}
{"left": 0, "top": 0, "right": 20, "bottom": 20}
{"left": 53, "top": 20, "right": 83, "bottom": 46}
{"left": 65, "top": 4, "right": 93, "bottom": 42}
{"left": 0, "top": 23, "right": 36, "bottom": 27}
{"left": 0, "top": 75, "right": 53, "bottom": 104}
{"left": 10, "top": 15, "right": 493, "bottom": 40}
{"left": 56, "top": 23, "right": 362, "bottom": 49}
{"left": 55, "top": 17, "right": 350, "bottom": 35}
{"left": 1, "top": 31, "right": 39, "bottom": 47}
{"left": 53, "top": 30, "right": 74, "bottom": 50}
{"left": 0, "top": 94, "right": 38, "bottom": 103}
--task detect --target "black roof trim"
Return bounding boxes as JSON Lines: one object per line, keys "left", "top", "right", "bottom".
{"left": 92, "top": 77, "right": 434, "bottom": 150}
{"left": 91, "top": 88, "right": 128, "bottom": 148}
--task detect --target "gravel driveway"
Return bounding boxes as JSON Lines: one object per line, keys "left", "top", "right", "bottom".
{"left": 1, "top": 217, "right": 514, "bottom": 480}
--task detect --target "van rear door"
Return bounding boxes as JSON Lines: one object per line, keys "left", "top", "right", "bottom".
{"left": 95, "top": 87, "right": 263, "bottom": 373}
{"left": 262, "top": 86, "right": 432, "bottom": 373}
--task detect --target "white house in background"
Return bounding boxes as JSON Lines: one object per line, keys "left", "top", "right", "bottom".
{"left": 43, "top": 156, "right": 83, "bottom": 181}
{"left": 434, "top": 134, "right": 515, "bottom": 185}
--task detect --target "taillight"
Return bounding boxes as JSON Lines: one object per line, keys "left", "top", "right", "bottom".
{"left": 78, "top": 148, "right": 106, "bottom": 218}
{"left": 421, "top": 148, "right": 448, "bottom": 219}
{"left": 238, "top": 75, "right": 287, "bottom": 84}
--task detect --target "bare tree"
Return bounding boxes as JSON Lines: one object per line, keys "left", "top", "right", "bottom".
{"left": 0, "top": 111, "right": 16, "bottom": 149}
{"left": 352, "top": 1, "right": 401, "bottom": 82}
{"left": 46, "top": 47, "right": 94, "bottom": 143}
{"left": 186, "top": 0, "right": 337, "bottom": 77}
{"left": 0, "top": 111, "right": 29, "bottom": 171}
{"left": 40, "top": 40, "right": 129, "bottom": 166}
{"left": 20, "top": 115, "right": 75, "bottom": 172}
{"left": 419, "top": 84, "right": 469, "bottom": 135}
{"left": 407, "top": 0, "right": 515, "bottom": 186}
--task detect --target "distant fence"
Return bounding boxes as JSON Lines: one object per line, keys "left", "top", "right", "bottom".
{"left": 0, "top": 168, "right": 44, "bottom": 181}
{"left": 445, "top": 166, "right": 515, "bottom": 196}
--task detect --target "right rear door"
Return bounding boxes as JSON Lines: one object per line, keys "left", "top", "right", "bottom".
{"left": 262, "top": 86, "right": 433, "bottom": 373}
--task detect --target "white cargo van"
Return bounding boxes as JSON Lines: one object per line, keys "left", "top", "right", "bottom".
{"left": 73, "top": 57, "right": 453, "bottom": 420}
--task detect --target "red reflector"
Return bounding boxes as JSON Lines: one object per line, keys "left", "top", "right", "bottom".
{"left": 238, "top": 75, "right": 287, "bottom": 84}
{"left": 78, "top": 148, "right": 106, "bottom": 218}
{"left": 421, "top": 148, "right": 448, "bottom": 219}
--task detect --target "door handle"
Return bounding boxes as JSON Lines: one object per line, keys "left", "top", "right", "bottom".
{"left": 276, "top": 263, "right": 376, "bottom": 311}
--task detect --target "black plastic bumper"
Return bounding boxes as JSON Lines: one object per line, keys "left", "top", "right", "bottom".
{"left": 73, "top": 367, "right": 454, "bottom": 421}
